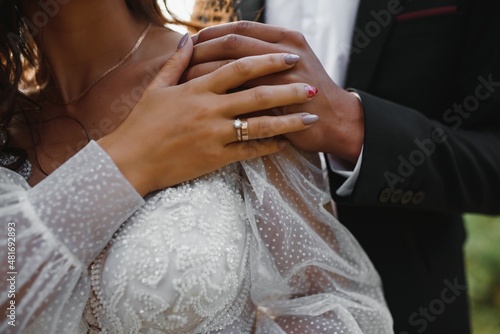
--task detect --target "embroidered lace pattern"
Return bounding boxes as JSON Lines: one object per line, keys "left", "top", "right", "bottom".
{"left": 84, "top": 164, "right": 254, "bottom": 333}
{"left": 0, "top": 152, "right": 31, "bottom": 180}
{"left": 0, "top": 142, "right": 393, "bottom": 333}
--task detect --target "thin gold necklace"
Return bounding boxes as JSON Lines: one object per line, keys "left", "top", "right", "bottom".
{"left": 31, "top": 23, "right": 152, "bottom": 175}
{"left": 46, "top": 22, "right": 152, "bottom": 105}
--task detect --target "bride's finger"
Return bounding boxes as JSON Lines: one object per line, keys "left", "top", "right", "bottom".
{"left": 223, "top": 113, "right": 319, "bottom": 143}
{"left": 198, "top": 53, "right": 300, "bottom": 94}
{"left": 149, "top": 33, "right": 193, "bottom": 90}
{"left": 219, "top": 83, "right": 318, "bottom": 117}
{"left": 191, "top": 34, "right": 278, "bottom": 66}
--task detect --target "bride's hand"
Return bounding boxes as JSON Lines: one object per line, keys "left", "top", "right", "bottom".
{"left": 98, "top": 34, "right": 318, "bottom": 196}
{"left": 188, "top": 22, "right": 364, "bottom": 165}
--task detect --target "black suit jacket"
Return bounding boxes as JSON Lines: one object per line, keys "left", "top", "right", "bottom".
{"left": 333, "top": 0, "right": 500, "bottom": 333}
{"left": 244, "top": 0, "right": 500, "bottom": 333}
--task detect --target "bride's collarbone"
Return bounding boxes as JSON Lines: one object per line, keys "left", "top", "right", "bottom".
{"left": 13, "top": 27, "right": 181, "bottom": 183}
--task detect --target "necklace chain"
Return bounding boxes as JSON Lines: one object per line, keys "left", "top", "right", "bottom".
{"left": 54, "top": 22, "right": 152, "bottom": 105}
{"left": 31, "top": 23, "right": 152, "bottom": 175}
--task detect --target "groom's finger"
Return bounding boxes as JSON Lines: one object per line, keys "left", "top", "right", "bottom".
{"left": 191, "top": 34, "right": 285, "bottom": 66}
{"left": 194, "top": 21, "right": 288, "bottom": 45}
{"left": 181, "top": 59, "right": 235, "bottom": 83}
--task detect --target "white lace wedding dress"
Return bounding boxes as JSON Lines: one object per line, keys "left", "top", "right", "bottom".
{"left": 0, "top": 142, "right": 393, "bottom": 333}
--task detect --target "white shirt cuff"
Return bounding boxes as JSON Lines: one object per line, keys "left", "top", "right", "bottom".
{"left": 328, "top": 146, "right": 363, "bottom": 197}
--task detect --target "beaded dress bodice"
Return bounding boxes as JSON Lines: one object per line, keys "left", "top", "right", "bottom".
{"left": 84, "top": 164, "right": 255, "bottom": 333}
{"left": 0, "top": 142, "right": 393, "bottom": 334}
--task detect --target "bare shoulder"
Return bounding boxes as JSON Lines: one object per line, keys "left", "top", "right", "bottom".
{"left": 135, "top": 25, "right": 184, "bottom": 70}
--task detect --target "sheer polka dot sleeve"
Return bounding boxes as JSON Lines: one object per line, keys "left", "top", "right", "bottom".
{"left": 241, "top": 147, "right": 393, "bottom": 333}
{"left": 0, "top": 141, "right": 144, "bottom": 334}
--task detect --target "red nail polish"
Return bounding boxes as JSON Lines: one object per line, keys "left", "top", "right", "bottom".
{"left": 306, "top": 85, "right": 318, "bottom": 98}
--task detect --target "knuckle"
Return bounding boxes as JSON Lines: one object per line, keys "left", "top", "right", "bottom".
{"left": 256, "top": 118, "right": 273, "bottom": 138}
{"left": 281, "top": 29, "right": 307, "bottom": 46}
{"left": 283, "top": 114, "right": 303, "bottom": 131}
{"left": 222, "top": 34, "right": 242, "bottom": 50}
{"left": 295, "top": 84, "right": 308, "bottom": 101}
{"left": 189, "top": 110, "right": 208, "bottom": 126}
{"left": 253, "top": 87, "right": 271, "bottom": 105}
{"left": 233, "top": 20, "right": 253, "bottom": 34}
{"left": 267, "top": 53, "right": 283, "bottom": 67}
{"left": 234, "top": 58, "right": 253, "bottom": 76}
{"left": 186, "top": 80, "right": 204, "bottom": 95}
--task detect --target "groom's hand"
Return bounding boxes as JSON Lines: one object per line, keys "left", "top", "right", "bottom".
{"left": 101, "top": 33, "right": 319, "bottom": 195}
{"left": 187, "top": 21, "right": 364, "bottom": 165}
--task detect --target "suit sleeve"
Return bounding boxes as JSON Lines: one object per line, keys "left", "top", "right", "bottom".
{"left": 331, "top": 0, "right": 500, "bottom": 214}
{"left": 331, "top": 90, "right": 500, "bottom": 214}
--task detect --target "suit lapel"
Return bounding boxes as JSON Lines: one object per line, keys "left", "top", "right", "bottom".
{"left": 346, "top": 0, "right": 405, "bottom": 90}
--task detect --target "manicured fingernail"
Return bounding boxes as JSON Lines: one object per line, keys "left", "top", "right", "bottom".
{"left": 177, "top": 33, "right": 189, "bottom": 49}
{"left": 283, "top": 54, "right": 300, "bottom": 65}
{"left": 305, "top": 85, "right": 318, "bottom": 98}
{"left": 302, "top": 113, "right": 319, "bottom": 125}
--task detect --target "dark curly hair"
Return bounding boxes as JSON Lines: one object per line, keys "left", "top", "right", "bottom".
{"left": 0, "top": 0, "right": 175, "bottom": 171}
{"left": 0, "top": 0, "right": 253, "bottom": 172}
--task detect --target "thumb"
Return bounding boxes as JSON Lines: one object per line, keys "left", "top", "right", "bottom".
{"left": 149, "top": 33, "right": 193, "bottom": 89}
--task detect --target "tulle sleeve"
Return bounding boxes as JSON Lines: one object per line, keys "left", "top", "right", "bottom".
{"left": 241, "top": 146, "right": 393, "bottom": 334}
{"left": 0, "top": 141, "right": 145, "bottom": 334}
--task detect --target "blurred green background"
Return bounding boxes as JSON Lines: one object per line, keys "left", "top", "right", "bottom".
{"left": 464, "top": 214, "right": 500, "bottom": 333}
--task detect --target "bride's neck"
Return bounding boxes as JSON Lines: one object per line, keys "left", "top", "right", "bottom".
{"left": 21, "top": 0, "right": 147, "bottom": 102}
